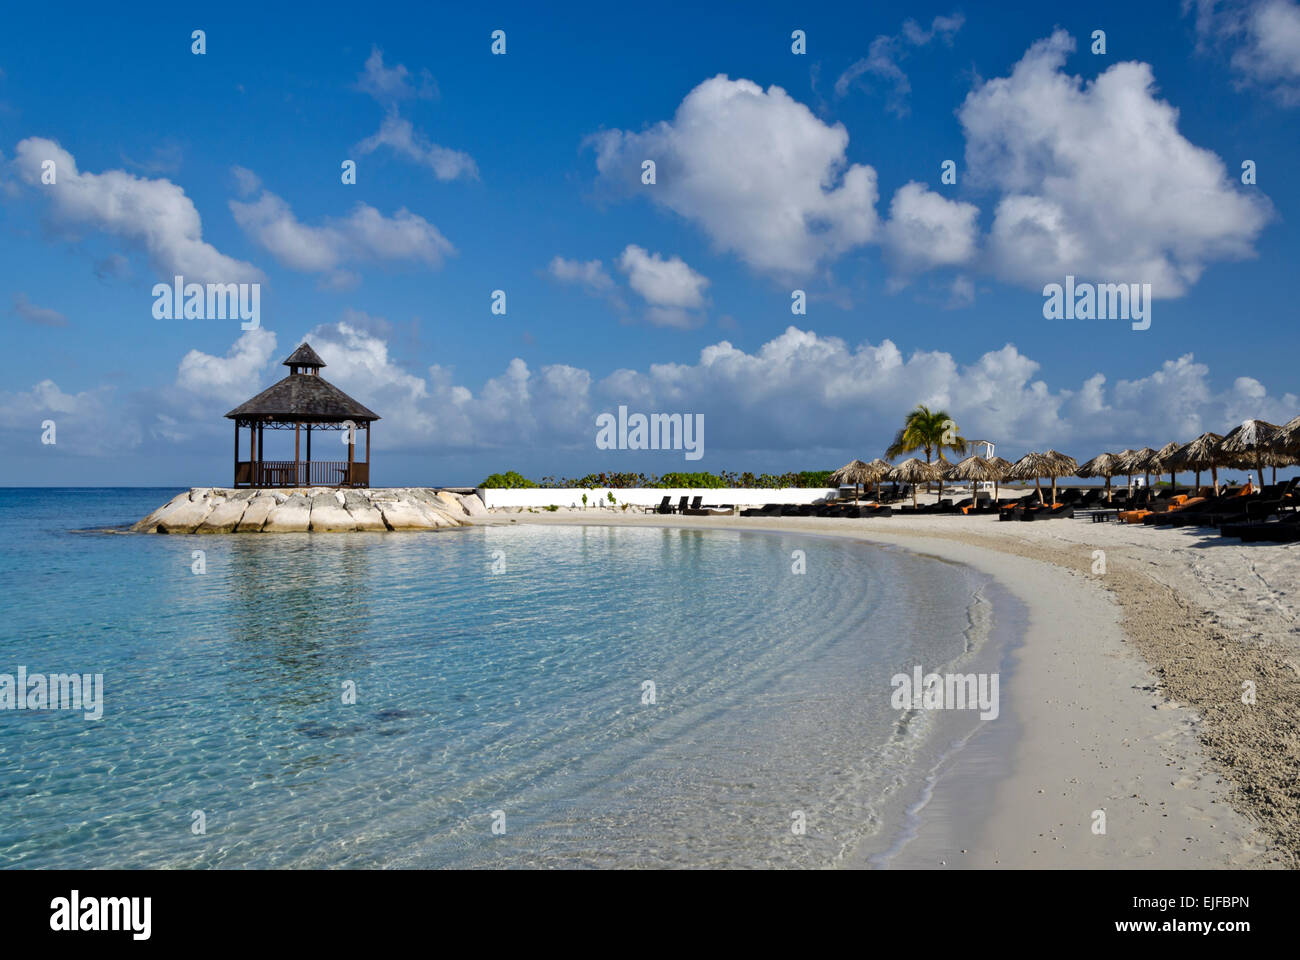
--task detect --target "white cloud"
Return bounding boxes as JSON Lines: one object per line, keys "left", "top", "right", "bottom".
{"left": 13, "top": 292, "right": 67, "bottom": 327}
{"left": 588, "top": 76, "right": 879, "bottom": 277}
{"left": 14, "top": 323, "right": 1296, "bottom": 466}
{"left": 11, "top": 137, "right": 262, "bottom": 284}
{"left": 548, "top": 256, "right": 615, "bottom": 293}
{"left": 175, "top": 327, "right": 279, "bottom": 404}
{"left": 357, "top": 112, "right": 478, "bottom": 181}
{"left": 356, "top": 47, "right": 436, "bottom": 103}
{"left": 229, "top": 179, "right": 454, "bottom": 276}
{"left": 836, "top": 13, "right": 965, "bottom": 113}
{"left": 959, "top": 30, "right": 1273, "bottom": 296}
{"left": 617, "top": 245, "right": 709, "bottom": 329}
{"left": 1189, "top": 0, "right": 1300, "bottom": 104}
{"left": 0, "top": 380, "right": 141, "bottom": 456}
{"left": 882, "top": 182, "right": 980, "bottom": 274}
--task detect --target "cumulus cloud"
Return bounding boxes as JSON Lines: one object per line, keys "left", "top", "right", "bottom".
{"left": 9, "top": 322, "right": 1297, "bottom": 465}
{"left": 1189, "top": 0, "right": 1300, "bottom": 104}
{"left": 11, "top": 137, "right": 262, "bottom": 284}
{"left": 836, "top": 13, "right": 965, "bottom": 113}
{"left": 0, "top": 379, "right": 141, "bottom": 456}
{"left": 617, "top": 245, "right": 709, "bottom": 327}
{"left": 881, "top": 182, "right": 980, "bottom": 275}
{"left": 229, "top": 178, "right": 454, "bottom": 278}
{"left": 175, "top": 327, "right": 278, "bottom": 404}
{"left": 547, "top": 256, "right": 618, "bottom": 300}
{"left": 357, "top": 112, "right": 478, "bottom": 181}
{"left": 588, "top": 76, "right": 879, "bottom": 276}
{"left": 13, "top": 292, "right": 67, "bottom": 327}
{"left": 959, "top": 30, "right": 1273, "bottom": 296}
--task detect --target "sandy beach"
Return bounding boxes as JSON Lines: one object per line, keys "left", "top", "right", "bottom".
{"left": 475, "top": 503, "right": 1299, "bottom": 869}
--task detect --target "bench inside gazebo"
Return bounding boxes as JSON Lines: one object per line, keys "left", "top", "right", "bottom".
{"left": 225, "top": 343, "right": 380, "bottom": 488}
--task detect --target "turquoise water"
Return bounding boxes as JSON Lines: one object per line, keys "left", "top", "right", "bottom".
{"left": 0, "top": 488, "right": 1005, "bottom": 869}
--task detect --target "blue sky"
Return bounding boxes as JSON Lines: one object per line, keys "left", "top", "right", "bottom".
{"left": 2, "top": 0, "right": 1298, "bottom": 485}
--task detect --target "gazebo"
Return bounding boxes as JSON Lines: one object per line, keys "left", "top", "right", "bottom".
{"left": 225, "top": 343, "right": 380, "bottom": 488}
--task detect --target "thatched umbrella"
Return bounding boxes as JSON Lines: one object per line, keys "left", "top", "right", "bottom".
{"left": 1219, "top": 420, "right": 1282, "bottom": 489}
{"left": 1118, "top": 447, "right": 1157, "bottom": 492}
{"left": 1008, "top": 453, "right": 1053, "bottom": 505}
{"left": 1113, "top": 448, "right": 1138, "bottom": 494}
{"left": 889, "top": 457, "right": 943, "bottom": 508}
{"left": 1042, "top": 450, "right": 1078, "bottom": 506}
{"left": 865, "top": 458, "right": 893, "bottom": 499}
{"left": 1174, "top": 432, "right": 1224, "bottom": 494}
{"left": 1077, "top": 452, "right": 1121, "bottom": 502}
{"left": 1277, "top": 414, "right": 1300, "bottom": 452}
{"left": 1152, "top": 441, "right": 1183, "bottom": 492}
{"left": 830, "top": 459, "right": 874, "bottom": 504}
{"left": 986, "top": 456, "right": 1013, "bottom": 501}
{"left": 945, "top": 455, "right": 1003, "bottom": 504}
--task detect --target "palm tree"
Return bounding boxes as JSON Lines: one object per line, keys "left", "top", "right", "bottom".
{"left": 886, "top": 405, "right": 968, "bottom": 492}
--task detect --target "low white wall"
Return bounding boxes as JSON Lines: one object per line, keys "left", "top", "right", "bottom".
{"left": 476, "top": 487, "right": 839, "bottom": 509}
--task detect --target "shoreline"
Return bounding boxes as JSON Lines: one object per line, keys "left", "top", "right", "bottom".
{"left": 477, "top": 509, "right": 1290, "bottom": 868}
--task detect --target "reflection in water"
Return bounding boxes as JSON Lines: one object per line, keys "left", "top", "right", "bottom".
{"left": 225, "top": 535, "right": 374, "bottom": 710}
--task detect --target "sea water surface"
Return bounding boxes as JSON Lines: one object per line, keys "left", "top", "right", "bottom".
{"left": 0, "top": 488, "right": 1014, "bottom": 869}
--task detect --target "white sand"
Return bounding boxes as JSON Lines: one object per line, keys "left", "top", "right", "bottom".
{"left": 476, "top": 505, "right": 1297, "bottom": 868}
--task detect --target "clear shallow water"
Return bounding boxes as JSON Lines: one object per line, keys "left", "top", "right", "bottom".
{"left": 0, "top": 488, "right": 1005, "bottom": 869}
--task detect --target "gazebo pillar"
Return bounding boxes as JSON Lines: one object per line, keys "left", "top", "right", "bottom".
{"left": 294, "top": 422, "right": 301, "bottom": 486}
{"left": 347, "top": 422, "right": 355, "bottom": 485}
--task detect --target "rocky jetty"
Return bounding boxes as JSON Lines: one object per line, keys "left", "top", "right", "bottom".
{"left": 131, "top": 487, "right": 488, "bottom": 534}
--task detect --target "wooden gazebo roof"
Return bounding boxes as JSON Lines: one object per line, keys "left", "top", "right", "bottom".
{"left": 225, "top": 343, "right": 380, "bottom": 423}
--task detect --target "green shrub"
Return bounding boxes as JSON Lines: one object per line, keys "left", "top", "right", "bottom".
{"left": 478, "top": 470, "right": 538, "bottom": 489}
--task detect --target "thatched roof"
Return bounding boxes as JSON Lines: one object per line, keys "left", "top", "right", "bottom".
{"left": 986, "top": 455, "right": 1014, "bottom": 474}
{"left": 1076, "top": 452, "right": 1120, "bottom": 478}
{"left": 1151, "top": 441, "right": 1183, "bottom": 470}
{"left": 1174, "top": 432, "right": 1224, "bottom": 468}
{"left": 830, "top": 459, "right": 888, "bottom": 485}
{"left": 283, "top": 343, "right": 326, "bottom": 368}
{"left": 1043, "top": 449, "right": 1078, "bottom": 476}
{"left": 225, "top": 373, "right": 380, "bottom": 422}
{"left": 888, "top": 457, "right": 943, "bottom": 482}
{"left": 1277, "top": 415, "right": 1300, "bottom": 450}
{"left": 1009, "top": 451, "right": 1075, "bottom": 480}
{"left": 1219, "top": 419, "right": 1282, "bottom": 454}
{"left": 945, "top": 454, "right": 1004, "bottom": 481}
{"left": 1117, "top": 447, "right": 1157, "bottom": 474}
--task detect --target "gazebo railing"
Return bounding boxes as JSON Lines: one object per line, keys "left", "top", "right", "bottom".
{"left": 234, "top": 461, "right": 369, "bottom": 488}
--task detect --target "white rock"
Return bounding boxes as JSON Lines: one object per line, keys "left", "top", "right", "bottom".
{"left": 343, "top": 491, "right": 388, "bottom": 531}
{"left": 457, "top": 492, "right": 488, "bottom": 517}
{"left": 156, "top": 496, "right": 217, "bottom": 534}
{"left": 196, "top": 498, "right": 250, "bottom": 533}
{"left": 309, "top": 492, "right": 357, "bottom": 532}
{"left": 262, "top": 494, "right": 312, "bottom": 532}
{"left": 236, "top": 496, "right": 276, "bottom": 532}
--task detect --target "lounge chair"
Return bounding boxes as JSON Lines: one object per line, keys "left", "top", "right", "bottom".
{"left": 645, "top": 496, "right": 673, "bottom": 515}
